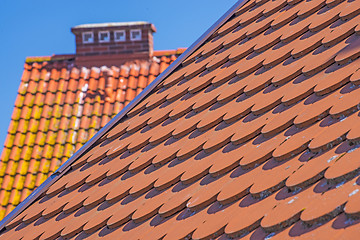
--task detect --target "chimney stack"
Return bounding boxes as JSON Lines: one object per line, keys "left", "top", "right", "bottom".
{"left": 71, "top": 22, "right": 156, "bottom": 67}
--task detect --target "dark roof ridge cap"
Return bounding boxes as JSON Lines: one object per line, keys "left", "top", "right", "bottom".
{"left": 0, "top": 0, "right": 248, "bottom": 231}
{"left": 25, "top": 54, "right": 76, "bottom": 63}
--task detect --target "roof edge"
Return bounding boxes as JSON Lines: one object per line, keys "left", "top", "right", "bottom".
{"left": 0, "top": 0, "right": 247, "bottom": 230}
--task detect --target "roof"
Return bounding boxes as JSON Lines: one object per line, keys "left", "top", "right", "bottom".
{"left": 2, "top": 0, "right": 360, "bottom": 239}
{"left": 0, "top": 50, "right": 183, "bottom": 220}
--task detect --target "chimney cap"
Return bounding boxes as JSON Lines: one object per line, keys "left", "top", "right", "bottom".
{"left": 71, "top": 21, "right": 156, "bottom": 32}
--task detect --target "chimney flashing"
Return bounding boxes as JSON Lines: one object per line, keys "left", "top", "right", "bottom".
{"left": 71, "top": 21, "right": 156, "bottom": 32}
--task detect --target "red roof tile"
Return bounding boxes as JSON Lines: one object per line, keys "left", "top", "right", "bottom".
{"left": 3, "top": 0, "right": 360, "bottom": 239}
{"left": 0, "top": 50, "right": 183, "bottom": 220}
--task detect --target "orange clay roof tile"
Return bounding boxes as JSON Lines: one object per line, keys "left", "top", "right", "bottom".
{"left": 4, "top": 0, "right": 360, "bottom": 238}
{"left": 0, "top": 51, "right": 182, "bottom": 220}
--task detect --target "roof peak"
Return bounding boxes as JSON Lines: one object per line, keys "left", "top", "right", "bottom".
{"left": 24, "top": 48, "right": 187, "bottom": 64}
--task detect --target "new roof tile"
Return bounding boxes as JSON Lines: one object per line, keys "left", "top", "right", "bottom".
{"left": 3, "top": 0, "right": 360, "bottom": 239}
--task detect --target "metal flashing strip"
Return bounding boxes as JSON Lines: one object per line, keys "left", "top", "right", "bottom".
{"left": 0, "top": 0, "right": 247, "bottom": 230}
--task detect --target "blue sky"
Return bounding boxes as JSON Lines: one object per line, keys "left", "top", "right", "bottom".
{"left": 0, "top": 0, "right": 238, "bottom": 153}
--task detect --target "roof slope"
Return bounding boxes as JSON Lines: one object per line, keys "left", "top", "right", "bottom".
{"left": 3, "top": 0, "right": 360, "bottom": 239}
{"left": 0, "top": 52, "right": 182, "bottom": 219}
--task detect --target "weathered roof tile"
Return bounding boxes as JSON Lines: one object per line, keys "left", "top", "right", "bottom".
{"left": 0, "top": 51, "right": 183, "bottom": 218}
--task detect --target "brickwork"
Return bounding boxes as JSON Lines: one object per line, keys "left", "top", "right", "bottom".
{"left": 71, "top": 22, "right": 157, "bottom": 67}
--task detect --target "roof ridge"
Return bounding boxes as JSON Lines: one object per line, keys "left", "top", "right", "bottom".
{"left": 0, "top": 0, "right": 248, "bottom": 230}
{"left": 24, "top": 49, "right": 187, "bottom": 64}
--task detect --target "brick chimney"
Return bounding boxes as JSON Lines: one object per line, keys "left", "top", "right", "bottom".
{"left": 71, "top": 22, "right": 156, "bottom": 67}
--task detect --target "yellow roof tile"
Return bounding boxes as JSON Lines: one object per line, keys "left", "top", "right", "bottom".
{"left": 9, "top": 189, "right": 21, "bottom": 206}
{"left": 24, "top": 132, "right": 36, "bottom": 147}
{"left": 23, "top": 174, "right": 36, "bottom": 189}
{"left": 42, "top": 145, "right": 54, "bottom": 159}
{"left": 31, "top": 145, "right": 43, "bottom": 160}
{"left": 28, "top": 119, "right": 39, "bottom": 133}
{"left": 8, "top": 120, "right": 19, "bottom": 135}
{"left": 45, "top": 131, "right": 57, "bottom": 146}
{"left": 20, "top": 146, "right": 32, "bottom": 161}
{"left": 11, "top": 107, "right": 21, "bottom": 121}
{"left": 54, "top": 92, "right": 64, "bottom": 105}
{"left": 0, "top": 162, "right": 7, "bottom": 177}
{"left": 0, "top": 206, "right": 6, "bottom": 220}
{"left": 3, "top": 175, "right": 14, "bottom": 191}
{"left": 39, "top": 158, "right": 50, "bottom": 174}
{"left": 0, "top": 50, "right": 181, "bottom": 221}
{"left": 13, "top": 133, "right": 26, "bottom": 148}
{"left": 19, "top": 188, "right": 31, "bottom": 203}
{"left": 52, "top": 144, "right": 64, "bottom": 159}
{"left": 63, "top": 143, "right": 74, "bottom": 158}
{"left": 0, "top": 190, "right": 10, "bottom": 206}
{"left": 34, "top": 132, "right": 46, "bottom": 146}
{"left": 0, "top": 148, "right": 11, "bottom": 164}
{"left": 3, "top": 135, "right": 15, "bottom": 149}
{"left": 14, "top": 175, "right": 25, "bottom": 191}
{"left": 9, "top": 147, "right": 21, "bottom": 162}
{"left": 31, "top": 106, "right": 42, "bottom": 120}
{"left": 17, "top": 160, "right": 29, "bottom": 175}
